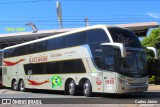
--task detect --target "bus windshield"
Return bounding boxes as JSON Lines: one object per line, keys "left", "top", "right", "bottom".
{"left": 91, "top": 45, "right": 148, "bottom": 77}
{"left": 116, "top": 50, "right": 148, "bottom": 77}
{"left": 107, "top": 27, "right": 142, "bottom": 48}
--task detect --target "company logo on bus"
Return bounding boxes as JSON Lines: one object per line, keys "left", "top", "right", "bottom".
{"left": 117, "top": 34, "right": 129, "bottom": 44}
{"left": 95, "top": 49, "right": 102, "bottom": 53}
{"left": 29, "top": 54, "right": 48, "bottom": 63}
{"left": 3, "top": 58, "right": 25, "bottom": 66}
{"left": 51, "top": 75, "right": 62, "bottom": 88}
{"left": 96, "top": 78, "right": 102, "bottom": 85}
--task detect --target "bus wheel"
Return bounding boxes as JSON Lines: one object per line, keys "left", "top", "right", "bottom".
{"left": 68, "top": 80, "right": 77, "bottom": 96}
{"left": 12, "top": 80, "right": 18, "bottom": 91}
{"left": 83, "top": 80, "right": 92, "bottom": 97}
{"left": 19, "top": 80, "right": 26, "bottom": 92}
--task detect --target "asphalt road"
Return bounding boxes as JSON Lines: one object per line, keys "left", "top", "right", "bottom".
{"left": 0, "top": 86, "right": 159, "bottom": 105}
{"left": 0, "top": 85, "right": 159, "bottom": 107}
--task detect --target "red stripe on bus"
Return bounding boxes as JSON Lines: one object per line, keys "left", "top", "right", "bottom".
{"left": 28, "top": 79, "right": 50, "bottom": 85}
{"left": 3, "top": 59, "right": 25, "bottom": 66}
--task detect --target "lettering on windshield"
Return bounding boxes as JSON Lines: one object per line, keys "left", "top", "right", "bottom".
{"left": 117, "top": 33, "right": 129, "bottom": 44}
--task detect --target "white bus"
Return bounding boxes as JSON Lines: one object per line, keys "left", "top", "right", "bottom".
{"left": 2, "top": 25, "right": 148, "bottom": 97}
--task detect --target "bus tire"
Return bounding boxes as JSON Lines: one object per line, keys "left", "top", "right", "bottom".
{"left": 68, "top": 80, "right": 77, "bottom": 96}
{"left": 83, "top": 80, "right": 92, "bottom": 97}
{"left": 19, "top": 79, "right": 26, "bottom": 92}
{"left": 12, "top": 80, "right": 18, "bottom": 91}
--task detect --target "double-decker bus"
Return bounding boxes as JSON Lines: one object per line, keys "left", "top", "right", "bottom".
{"left": 2, "top": 25, "right": 148, "bottom": 97}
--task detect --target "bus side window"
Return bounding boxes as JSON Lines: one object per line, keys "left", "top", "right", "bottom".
{"left": 28, "top": 43, "right": 37, "bottom": 54}
{"left": 4, "top": 50, "right": 8, "bottom": 58}
{"left": 61, "top": 60, "right": 76, "bottom": 73}
{"left": 47, "top": 39, "right": 55, "bottom": 50}
{"left": 105, "top": 55, "right": 115, "bottom": 71}
{"left": 8, "top": 48, "right": 17, "bottom": 58}
{"left": 88, "top": 29, "right": 110, "bottom": 44}
{"left": 68, "top": 31, "right": 87, "bottom": 47}
{"left": 76, "top": 59, "right": 86, "bottom": 73}
{"left": 94, "top": 57, "right": 104, "bottom": 70}
{"left": 38, "top": 41, "right": 47, "bottom": 52}
{"left": 54, "top": 36, "right": 67, "bottom": 49}
{"left": 17, "top": 46, "right": 26, "bottom": 56}
{"left": 46, "top": 62, "right": 60, "bottom": 74}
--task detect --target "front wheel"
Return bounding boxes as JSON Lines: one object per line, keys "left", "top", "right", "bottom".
{"left": 68, "top": 80, "right": 77, "bottom": 96}
{"left": 83, "top": 80, "right": 92, "bottom": 97}
{"left": 19, "top": 80, "right": 26, "bottom": 92}
{"left": 12, "top": 80, "right": 18, "bottom": 91}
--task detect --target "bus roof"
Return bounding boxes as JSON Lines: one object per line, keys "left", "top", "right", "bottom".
{"left": 4, "top": 24, "right": 109, "bottom": 50}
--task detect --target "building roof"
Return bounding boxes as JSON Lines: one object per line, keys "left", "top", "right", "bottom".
{"left": 0, "top": 22, "right": 159, "bottom": 49}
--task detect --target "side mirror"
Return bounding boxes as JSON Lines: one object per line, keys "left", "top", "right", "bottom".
{"left": 101, "top": 43, "right": 126, "bottom": 58}
{"left": 146, "top": 47, "right": 158, "bottom": 60}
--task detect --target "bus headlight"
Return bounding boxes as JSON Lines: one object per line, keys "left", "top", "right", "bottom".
{"left": 118, "top": 78, "right": 130, "bottom": 86}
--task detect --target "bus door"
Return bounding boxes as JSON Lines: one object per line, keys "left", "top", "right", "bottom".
{"left": 103, "top": 56, "right": 116, "bottom": 93}
{"left": 26, "top": 69, "right": 33, "bottom": 89}
{"left": 23, "top": 63, "right": 33, "bottom": 89}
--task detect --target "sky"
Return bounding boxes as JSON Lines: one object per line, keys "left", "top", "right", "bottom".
{"left": 0, "top": 0, "right": 160, "bottom": 34}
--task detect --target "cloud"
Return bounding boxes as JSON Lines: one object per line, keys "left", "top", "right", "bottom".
{"left": 147, "top": 12, "right": 160, "bottom": 19}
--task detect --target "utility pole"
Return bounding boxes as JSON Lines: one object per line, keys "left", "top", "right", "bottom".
{"left": 85, "top": 17, "right": 89, "bottom": 27}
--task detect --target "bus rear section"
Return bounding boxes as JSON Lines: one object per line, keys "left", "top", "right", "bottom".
{"left": 0, "top": 50, "right": 3, "bottom": 88}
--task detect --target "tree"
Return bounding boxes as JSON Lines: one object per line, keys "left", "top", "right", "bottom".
{"left": 141, "top": 28, "right": 160, "bottom": 84}
{"left": 141, "top": 28, "right": 160, "bottom": 52}
{"left": 141, "top": 28, "right": 160, "bottom": 62}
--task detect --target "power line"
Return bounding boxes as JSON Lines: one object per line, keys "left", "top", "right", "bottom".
{"left": 0, "top": 18, "right": 159, "bottom": 22}
{"left": 0, "top": 0, "right": 158, "bottom": 5}
{"left": 0, "top": 0, "right": 52, "bottom": 5}
{"left": 61, "top": 0, "right": 159, "bottom": 2}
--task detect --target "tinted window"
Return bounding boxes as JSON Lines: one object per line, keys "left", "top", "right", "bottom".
{"left": 88, "top": 29, "right": 109, "bottom": 44}
{"left": 0, "top": 51, "right": 3, "bottom": 66}
{"left": 105, "top": 55, "right": 115, "bottom": 71}
{"left": 54, "top": 36, "right": 67, "bottom": 49}
{"left": 8, "top": 48, "right": 17, "bottom": 57}
{"left": 89, "top": 43, "right": 113, "bottom": 57}
{"left": 24, "top": 59, "right": 86, "bottom": 74}
{"left": 47, "top": 39, "right": 54, "bottom": 50}
{"left": 28, "top": 43, "right": 37, "bottom": 54}
{"left": 24, "top": 63, "right": 46, "bottom": 75}
{"left": 94, "top": 57, "right": 104, "bottom": 70}
{"left": 17, "top": 46, "right": 26, "bottom": 56}
{"left": 46, "top": 62, "right": 60, "bottom": 74}
{"left": 90, "top": 44, "right": 115, "bottom": 71}
{"left": 38, "top": 41, "right": 47, "bottom": 52}
{"left": 61, "top": 60, "right": 77, "bottom": 73}
{"left": 68, "top": 31, "right": 87, "bottom": 47}
{"left": 108, "top": 27, "right": 142, "bottom": 48}
{"left": 77, "top": 59, "right": 86, "bottom": 73}
{"left": 4, "top": 50, "right": 9, "bottom": 58}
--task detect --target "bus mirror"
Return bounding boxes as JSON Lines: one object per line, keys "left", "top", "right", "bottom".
{"left": 146, "top": 47, "right": 158, "bottom": 60}
{"left": 101, "top": 43, "right": 126, "bottom": 58}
